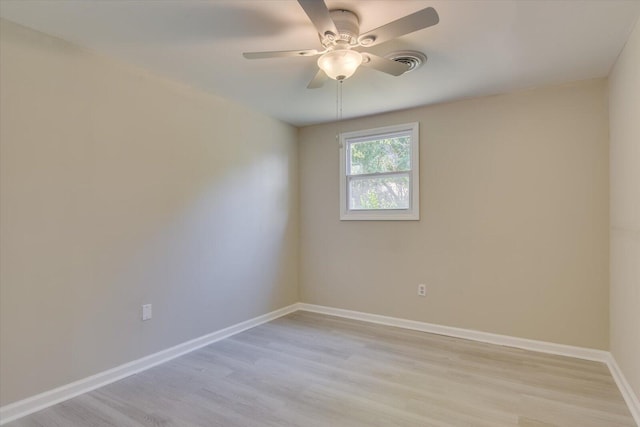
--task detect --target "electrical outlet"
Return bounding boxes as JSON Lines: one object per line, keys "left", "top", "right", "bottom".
{"left": 142, "top": 304, "right": 152, "bottom": 321}
{"left": 418, "top": 284, "right": 426, "bottom": 297}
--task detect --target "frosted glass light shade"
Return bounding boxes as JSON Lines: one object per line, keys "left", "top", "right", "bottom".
{"left": 317, "top": 50, "right": 363, "bottom": 81}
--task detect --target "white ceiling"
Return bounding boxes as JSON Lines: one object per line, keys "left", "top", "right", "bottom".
{"left": 1, "top": 0, "right": 639, "bottom": 126}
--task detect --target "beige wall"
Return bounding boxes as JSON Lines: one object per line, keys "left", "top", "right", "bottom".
{"left": 609, "top": 17, "right": 640, "bottom": 399}
{"left": 0, "top": 19, "right": 299, "bottom": 405}
{"left": 0, "top": 12, "right": 624, "bottom": 409}
{"left": 299, "top": 79, "right": 609, "bottom": 350}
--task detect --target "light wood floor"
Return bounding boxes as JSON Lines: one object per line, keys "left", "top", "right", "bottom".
{"left": 8, "top": 311, "right": 634, "bottom": 427}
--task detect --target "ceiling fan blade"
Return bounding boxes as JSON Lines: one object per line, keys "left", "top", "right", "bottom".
{"left": 358, "top": 7, "right": 439, "bottom": 47}
{"left": 361, "top": 53, "right": 411, "bottom": 76}
{"left": 307, "top": 69, "right": 328, "bottom": 89}
{"left": 297, "top": 0, "right": 339, "bottom": 38}
{"left": 243, "top": 49, "right": 320, "bottom": 59}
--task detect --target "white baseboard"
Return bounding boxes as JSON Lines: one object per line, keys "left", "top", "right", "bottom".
{"left": 3, "top": 302, "right": 638, "bottom": 427}
{"left": 0, "top": 303, "right": 300, "bottom": 425}
{"left": 297, "top": 303, "right": 609, "bottom": 361}
{"left": 298, "top": 303, "right": 639, "bottom": 426}
{"left": 606, "top": 353, "right": 640, "bottom": 425}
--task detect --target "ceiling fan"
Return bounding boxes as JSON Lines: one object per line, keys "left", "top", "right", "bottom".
{"left": 243, "top": 0, "right": 439, "bottom": 88}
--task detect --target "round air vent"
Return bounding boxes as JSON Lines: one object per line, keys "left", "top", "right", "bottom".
{"left": 385, "top": 51, "right": 427, "bottom": 73}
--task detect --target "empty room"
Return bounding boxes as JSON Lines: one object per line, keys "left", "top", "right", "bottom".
{"left": 0, "top": 0, "right": 639, "bottom": 426}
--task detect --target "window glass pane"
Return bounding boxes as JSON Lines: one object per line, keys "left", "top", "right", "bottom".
{"left": 348, "top": 135, "right": 411, "bottom": 175}
{"left": 349, "top": 174, "right": 410, "bottom": 210}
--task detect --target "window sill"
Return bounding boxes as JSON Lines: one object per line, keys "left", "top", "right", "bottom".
{"left": 340, "top": 211, "right": 419, "bottom": 221}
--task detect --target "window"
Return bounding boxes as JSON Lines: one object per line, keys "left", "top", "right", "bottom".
{"left": 339, "top": 122, "right": 419, "bottom": 220}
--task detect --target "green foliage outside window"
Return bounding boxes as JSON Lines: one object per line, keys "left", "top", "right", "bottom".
{"left": 349, "top": 136, "right": 411, "bottom": 174}
{"left": 348, "top": 136, "right": 411, "bottom": 210}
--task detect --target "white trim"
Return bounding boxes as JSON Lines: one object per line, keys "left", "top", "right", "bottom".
{"left": 298, "top": 303, "right": 640, "bottom": 425}
{"left": 339, "top": 122, "right": 420, "bottom": 221}
{"left": 298, "top": 304, "right": 608, "bottom": 361}
{"left": 0, "top": 303, "right": 300, "bottom": 425}
{"left": 3, "top": 302, "right": 638, "bottom": 426}
{"left": 606, "top": 353, "right": 640, "bottom": 425}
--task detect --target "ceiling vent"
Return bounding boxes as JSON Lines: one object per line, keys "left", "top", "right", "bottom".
{"left": 385, "top": 51, "right": 427, "bottom": 73}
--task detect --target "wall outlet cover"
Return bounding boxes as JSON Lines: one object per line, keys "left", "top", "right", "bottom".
{"left": 142, "top": 304, "right": 152, "bottom": 321}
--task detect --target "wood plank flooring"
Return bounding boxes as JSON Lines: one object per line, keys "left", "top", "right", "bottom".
{"left": 8, "top": 311, "right": 635, "bottom": 426}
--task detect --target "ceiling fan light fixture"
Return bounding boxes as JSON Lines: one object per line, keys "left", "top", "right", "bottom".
{"left": 243, "top": 2, "right": 440, "bottom": 88}
{"left": 317, "top": 49, "right": 362, "bottom": 81}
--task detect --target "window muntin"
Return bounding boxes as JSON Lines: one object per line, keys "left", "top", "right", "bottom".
{"left": 340, "top": 123, "right": 419, "bottom": 220}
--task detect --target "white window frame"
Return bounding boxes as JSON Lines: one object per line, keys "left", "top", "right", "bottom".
{"left": 339, "top": 122, "right": 419, "bottom": 221}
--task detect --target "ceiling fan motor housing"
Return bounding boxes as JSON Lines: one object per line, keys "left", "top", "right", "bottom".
{"left": 325, "top": 10, "right": 360, "bottom": 46}
{"left": 243, "top": 2, "right": 440, "bottom": 88}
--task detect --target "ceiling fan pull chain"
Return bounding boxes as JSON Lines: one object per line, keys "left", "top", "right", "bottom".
{"left": 336, "top": 79, "right": 344, "bottom": 145}
{"left": 336, "top": 79, "right": 339, "bottom": 122}
{"left": 338, "top": 80, "right": 343, "bottom": 121}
